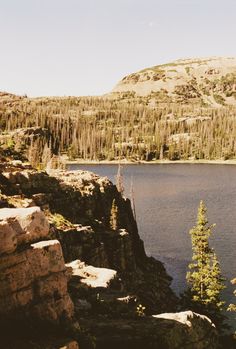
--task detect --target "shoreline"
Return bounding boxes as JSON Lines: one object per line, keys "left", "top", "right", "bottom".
{"left": 65, "top": 159, "right": 236, "bottom": 165}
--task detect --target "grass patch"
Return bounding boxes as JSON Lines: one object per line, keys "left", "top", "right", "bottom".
{"left": 49, "top": 213, "right": 74, "bottom": 229}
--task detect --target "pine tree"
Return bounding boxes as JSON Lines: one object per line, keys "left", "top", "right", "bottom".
{"left": 206, "top": 252, "right": 225, "bottom": 309}
{"left": 186, "top": 201, "right": 225, "bottom": 310}
{"left": 109, "top": 199, "right": 118, "bottom": 230}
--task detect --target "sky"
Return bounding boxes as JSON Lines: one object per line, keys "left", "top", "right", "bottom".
{"left": 0, "top": 0, "right": 236, "bottom": 97}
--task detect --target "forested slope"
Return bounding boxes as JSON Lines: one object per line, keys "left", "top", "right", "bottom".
{"left": 0, "top": 57, "right": 236, "bottom": 163}
{"left": 1, "top": 94, "right": 236, "bottom": 163}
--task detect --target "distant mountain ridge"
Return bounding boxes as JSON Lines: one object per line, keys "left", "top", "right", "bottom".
{"left": 111, "top": 57, "right": 236, "bottom": 106}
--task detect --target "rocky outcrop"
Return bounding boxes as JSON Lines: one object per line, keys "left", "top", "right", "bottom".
{"left": 111, "top": 56, "right": 236, "bottom": 106}
{"left": 0, "top": 162, "right": 221, "bottom": 348}
{"left": 0, "top": 207, "right": 74, "bottom": 324}
{"left": 0, "top": 91, "right": 24, "bottom": 104}
{"left": 80, "top": 311, "right": 218, "bottom": 349}
{"left": 0, "top": 167, "right": 177, "bottom": 313}
{"left": 0, "top": 127, "right": 50, "bottom": 146}
{"left": 0, "top": 126, "right": 52, "bottom": 165}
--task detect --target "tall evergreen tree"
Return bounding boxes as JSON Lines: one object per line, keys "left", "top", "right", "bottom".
{"left": 186, "top": 201, "right": 225, "bottom": 310}
{"left": 109, "top": 199, "right": 119, "bottom": 230}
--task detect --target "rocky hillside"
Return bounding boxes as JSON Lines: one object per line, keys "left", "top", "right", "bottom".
{"left": 112, "top": 57, "right": 236, "bottom": 106}
{"left": 0, "top": 155, "right": 220, "bottom": 348}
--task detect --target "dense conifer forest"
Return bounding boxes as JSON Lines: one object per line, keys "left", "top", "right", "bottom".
{"left": 1, "top": 93, "right": 236, "bottom": 163}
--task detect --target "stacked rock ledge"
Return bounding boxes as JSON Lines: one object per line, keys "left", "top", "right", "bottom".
{"left": 0, "top": 207, "right": 74, "bottom": 323}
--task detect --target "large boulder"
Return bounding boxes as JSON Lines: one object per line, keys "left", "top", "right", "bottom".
{"left": 81, "top": 311, "right": 218, "bottom": 349}
{"left": 153, "top": 311, "right": 217, "bottom": 348}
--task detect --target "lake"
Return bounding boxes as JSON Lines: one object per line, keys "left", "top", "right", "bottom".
{"left": 67, "top": 163, "right": 236, "bottom": 314}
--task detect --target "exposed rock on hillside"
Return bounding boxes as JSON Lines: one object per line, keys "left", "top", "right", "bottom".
{"left": 0, "top": 91, "right": 24, "bottom": 105}
{"left": 0, "top": 126, "right": 53, "bottom": 167}
{"left": 112, "top": 57, "right": 236, "bottom": 106}
{"left": 0, "top": 127, "right": 51, "bottom": 147}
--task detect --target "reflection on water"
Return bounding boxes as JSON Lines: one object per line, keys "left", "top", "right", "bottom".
{"left": 68, "top": 164, "right": 236, "bottom": 308}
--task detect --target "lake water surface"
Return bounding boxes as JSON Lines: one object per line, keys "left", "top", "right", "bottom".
{"left": 68, "top": 163, "right": 236, "bottom": 312}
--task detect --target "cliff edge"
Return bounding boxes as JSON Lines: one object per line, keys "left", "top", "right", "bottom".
{"left": 0, "top": 159, "right": 219, "bottom": 348}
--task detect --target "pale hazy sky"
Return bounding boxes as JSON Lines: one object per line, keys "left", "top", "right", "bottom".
{"left": 0, "top": 0, "right": 236, "bottom": 97}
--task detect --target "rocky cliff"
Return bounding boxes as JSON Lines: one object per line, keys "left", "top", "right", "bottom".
{"left": 0, "top": 205, "right": 76, "bottom": 348}
{"left": 0, "top": 206, "right": 73, "bottom": 321}
{"left": 0, "top": 165, "right": 177, "bottom": 313}
{"left": 0, "top": 159, "right": 219, "bottom": 348}
{"left": 111, "top": 57, "right": 236, "bottom": 106}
